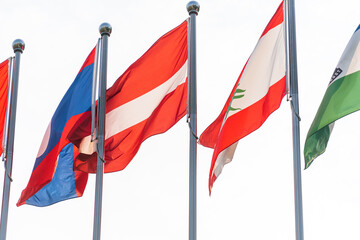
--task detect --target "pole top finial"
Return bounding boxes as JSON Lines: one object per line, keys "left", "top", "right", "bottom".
{"left": 12, "top": 39, "right": 25, "bottom": 53}
{"left": 187, "top": 1, "right": 200, "bottom": 15}
{"left": 99, "top": 23, "right": 112, "bottom": 36}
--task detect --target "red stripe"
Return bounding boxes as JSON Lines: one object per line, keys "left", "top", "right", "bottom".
{"left": 0, "top": 59, "right": 8, "bottom": 156}
{"left": 78, "top": 47, "right": 96, "bottom": 74}
{"left": 260, "top": 1, "right": 283, "bottom": 38}
{"left": 71, "top": 145, "right": 88, "bottom": 197}
{"left": 208, "top": 76, "right": 286, "bottom": 191}
{"left": 217, "top": 77, "right": 286, "bottom": 150}
{"left": 106, "top": 21, "right": 188, "bottom": 110}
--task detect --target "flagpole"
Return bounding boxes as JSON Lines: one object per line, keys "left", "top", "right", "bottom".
{"left": 187, "top": 2, "right": 199, "bottom": 240}
{"left": 284, "top": 0, "right": 304, "bottom": 239}
{"left": 0, "top": 39, "right": 25, "bottom": 240}
{"left": 93, "top": 23, "right": 111, "bottom": 240}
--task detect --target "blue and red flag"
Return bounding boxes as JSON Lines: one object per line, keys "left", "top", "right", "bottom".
{"left": 17, "top": 48, "right": 96, "bottom": 206}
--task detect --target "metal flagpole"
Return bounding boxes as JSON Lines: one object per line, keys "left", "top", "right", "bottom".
{"left": 186, "top": 2, "right": 199, "bottom": 240}
{"left": 91, "top": 39, "right": 101, "bottom": 142}
{"left": 0, "top": 39, "right": 25, "bottom": 240}
{"left": 284, "top": 0, "right": 304, "bottom": 239}
{"left": 93, "top": 23, "right": 112, "bottom": 240}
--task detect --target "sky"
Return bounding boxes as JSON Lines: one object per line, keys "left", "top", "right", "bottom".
{"left": 1, "top": 0, "right": 360, "bottom": 239}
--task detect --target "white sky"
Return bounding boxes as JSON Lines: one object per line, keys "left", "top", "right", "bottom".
{"left": 1, "top": 0, "right": 360, "bottom": 239}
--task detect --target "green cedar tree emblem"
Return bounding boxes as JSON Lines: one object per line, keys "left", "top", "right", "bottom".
{"left": 226, "top": 85, "right": 246, "bottom": 118}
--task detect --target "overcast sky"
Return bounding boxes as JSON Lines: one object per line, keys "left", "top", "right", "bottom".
{"left": 1, "top": 0, "right": 360, "bottom": 239}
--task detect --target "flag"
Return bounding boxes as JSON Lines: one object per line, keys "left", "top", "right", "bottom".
{"left": 0, "top": 59, "right": 9, "bottom": 155}
{"left": 17, "top": 48, "right": 96, "bottom": 206}
{"left": 304, "top": 25, "right": 360, "bottom": 168}
{"left": 199, "top": 2, "right": 286, "bottom": 193}
{"left": 69, "top": 20, "right": 188, "bottom": 173}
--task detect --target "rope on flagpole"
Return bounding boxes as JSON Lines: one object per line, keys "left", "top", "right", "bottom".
{"left": 96, "top": 144, "right": 106, "bottom": 163}
{"left": 186, "top": 117, "right": 199, "bottom": 140}
{"left": 2, "top": 161, "right": 12, "bottom": 182}
{"left": 288, "top": 96, "right": 301, "bottom": 121}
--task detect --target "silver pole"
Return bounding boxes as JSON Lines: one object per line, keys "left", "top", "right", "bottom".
{"left": 186, "top": 2, "right": 199, "bottom": 240}
{"left": 93, "top": 23, "right": 112, "bottom": 240}
{"left": 91, "top": 39, "right": 101, "bottom": 142}
{"left": 284, "top": 1, "right": 304, "bottom": 239}
{"left": 0, "top": 39, "right": 25, "bottom": 240}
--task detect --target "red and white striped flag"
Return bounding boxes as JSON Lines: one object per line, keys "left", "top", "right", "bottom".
{"left": 69, "top": 20, "right": 188, "bottom": 173}
{"left": 199, "top": 2, "right": 286, "bottom": 193}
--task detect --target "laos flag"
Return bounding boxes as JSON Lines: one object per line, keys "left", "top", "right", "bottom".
{"left": 17, "top": 47, "right": 96, "bottom": 206}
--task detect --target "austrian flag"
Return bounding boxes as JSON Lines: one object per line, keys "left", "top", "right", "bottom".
{"left": 199, "top": 2, "right": 286, "bottom": 193}
{"left": 69, "top": 20, "right": 188, "bottom": 173}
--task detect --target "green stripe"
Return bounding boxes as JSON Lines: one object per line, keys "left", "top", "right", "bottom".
{"left": 304, "top": 70, "right": 360, "bottom": 168}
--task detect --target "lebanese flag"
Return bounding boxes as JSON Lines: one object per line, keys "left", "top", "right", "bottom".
{"left": 199, "top": 2, "right": 286, "bottom": 193}
{"left": 69, "top": 20, "right": 188, "bottom": 173}
{"left": 0, "top": 59, "right": 9, "bottom": 155}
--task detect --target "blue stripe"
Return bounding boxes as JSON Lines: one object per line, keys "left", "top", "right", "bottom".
{"left": 355, "top": 24, "right": 360, "bottom": 33}
{"left": 33, "top": 63, "right": 93, "bottom": 170}
{"left": 26, "top": 143, "right": 77, "bottom": 207}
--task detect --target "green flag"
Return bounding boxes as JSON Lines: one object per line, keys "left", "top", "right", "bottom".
{"left": 304, "top": 25, "right": 360, "bottom": 168}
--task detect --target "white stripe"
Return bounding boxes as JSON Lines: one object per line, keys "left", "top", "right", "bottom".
{"left": 78, "top": 61, "right": 188, "bottom": 155}
{"left": 105, "top": 60, "right": 188, "bottom": 140}
{"left": 36, "top": 123, "right": 51, "bottom": 158}
{"left": 227, "top": 23, "right": 285, "bottom": 118}
{"left": 212, "top": 141, "right": 238, "bottom": 179}
{"left": 331, "top": 29, "right": 360, "bottom": 83}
